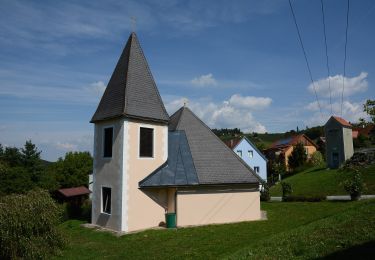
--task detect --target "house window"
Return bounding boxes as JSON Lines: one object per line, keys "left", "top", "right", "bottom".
{"left": 305, "top": 147, "right": 309, "bottom": 155}
{"left": 103, "top": 127, "right": 113, "bottom": 158}
{"left": 248, "top": 150, "right": 253, "bottom": 158}
{"left": 140, "top": 127, "right": 154, "bottom": 158}
{"left": 254, "top": 166, "right": 260, "bottom": 173}
{"left": 102, "top": 187, "right": 111, "bottom": 214}
{"left": 236, "top": 150, "right": 242, "bottom": 157}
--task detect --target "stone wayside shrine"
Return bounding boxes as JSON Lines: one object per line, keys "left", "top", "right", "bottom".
{"left": 90, "top": 32, "right": 262, "bottom": 233}
{"left": 324, "top": 116, "right": 354, "bottom": 168}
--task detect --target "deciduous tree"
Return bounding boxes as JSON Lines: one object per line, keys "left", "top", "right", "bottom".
{"left": 51, "top": 151, "right": 93, "bottom": 188}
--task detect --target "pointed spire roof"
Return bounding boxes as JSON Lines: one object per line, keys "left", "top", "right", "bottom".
{"left": 168, "top": 107, "right": 260, "bottom": 185}
{"left": 91, "top": 33, "right": 169, "bottom": 123}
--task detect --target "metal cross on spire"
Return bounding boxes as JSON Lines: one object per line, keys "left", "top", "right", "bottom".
{"left": 183, "top": 98, "right": 189, "bottom": 107}
{"left": 130, "top": 16, "right": 137, "bottom": 32}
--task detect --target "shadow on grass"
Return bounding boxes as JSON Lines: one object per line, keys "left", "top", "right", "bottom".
{"left": 320, "top": 241, "right": 375, "bottom": 260}
{"left": 307, "top": 167, "right": 327, "bottom": 173}
{"left": 280, "top": 167, "right": 327, "bottom": 181}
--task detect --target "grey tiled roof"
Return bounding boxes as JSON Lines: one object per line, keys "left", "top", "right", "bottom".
{"left": 168, "top": 107, "right": 260, "bottom": 185}
{"left": 91, "top": 33, "right": 169, "bottom": 123}
{"left": 139, "top": 131, "right": 199, "bottom": 188}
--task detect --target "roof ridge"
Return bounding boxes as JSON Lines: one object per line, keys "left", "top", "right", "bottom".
{"left": 175, "top": 107, "right": 185, "bottom": 130}
{"left": 169, "top": 106, "right": 184, "bottom": 130}
{"left": 300, "top": 134, "right": 318, "bottom": 148}
{"left": 242, "top": 136, "right": 268, "bottom": 162}
{"left": 182, "top": 107, "right": 262, "bottom": 183}
{"left": 180, "top": 128, "right": 198, "bottom": 184}
{"left": 123, "top": 34, "right": 133, "bottom": 115}
{"left": 127, "top": 33, "right": 169, "bottom": 119}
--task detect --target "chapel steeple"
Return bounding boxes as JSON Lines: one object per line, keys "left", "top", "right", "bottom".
{"left": 91, "top": 32, "right": 169, "bottom": 124}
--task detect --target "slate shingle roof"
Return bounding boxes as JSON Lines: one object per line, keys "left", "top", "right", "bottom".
{"left": 91, "top": 32, "right": 169, "bottom": 123}
{"left": 139, "top": 131, "right": 199, "bottom": 188}
{"left": 167, "top": 107, "right": 260, "bottom": 185}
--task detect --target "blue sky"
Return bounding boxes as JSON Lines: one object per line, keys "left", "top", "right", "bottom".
{"left": 0, "top": 0, "right": 374, "bottom": 161}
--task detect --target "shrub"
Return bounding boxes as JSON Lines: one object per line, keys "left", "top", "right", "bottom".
{"left": 0, "top": 189, "right": 65, "bottom": 259}
{"left": 282, "top": 195, "right": 326, "bottom": 202}
{"left": 309, "top": 151, "right": 325, "bottom": 167}
{"left": 342, "top": 150, "right": 375, "bottom": 168}
{"left": 288, "top": 142, "right": 307, "bottom": 171}
{"left": 343, "top": 169, "right": 365, "bottom": 201}
{"left": 81, "top": 199, "right": 92, "bottom": 222}
{"left": 260, "top": 183, "right": 270, "bottom": 202}
{"left": 60, "top": 198, "right": 91, "bottom": 222}
{"left": 281, "top": 182, "right": 292, "bottom": 200}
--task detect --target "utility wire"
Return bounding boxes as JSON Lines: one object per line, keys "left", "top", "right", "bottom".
{"left": 320, "top": 0, "right": 333, "bottom": 115}
{"left": 341, "top": 0, "right": 350, "bottom": 116}
{"left": 288, "top": 0, "right": 323, "bottom": 118}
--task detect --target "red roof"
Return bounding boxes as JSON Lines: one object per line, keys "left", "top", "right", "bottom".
{"left": 268, "top": 134, "right": 318, "bottom": 152}
{"left": 58, "top": 186, "right": 90, "bottom": 197}
{"left": 353, "top": 125, "right": 374, "bottom": 138}
{"left": 332, "top": 116, "right": 352, "bottom": 127}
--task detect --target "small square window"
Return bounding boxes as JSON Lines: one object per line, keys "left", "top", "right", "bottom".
{"left": 236, "top": 150, "right": 242, "bottom": 157}
{"left": 248, "top": 150, "right": 253, "bottom": 158}
{"left": 254, "top": 166, "right": 260, "bottom": 173}
{"left": 102, "top": 187, "right": 111, "bottom": 214}
{"left": 140, "top": 127, "right": 154, "bottom": 157}
{"left": 103, "top": 127, "right": 113, "bottom": 158}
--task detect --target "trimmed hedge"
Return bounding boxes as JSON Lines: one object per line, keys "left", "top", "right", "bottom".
{"left": 282, "top": 195, "right": 326, "bottom": 202}
{"left": 260, "top": 184, "right": 270, "bottom": 202}
{"left": 0, "top": 189, "right": 65, "bottom": 259}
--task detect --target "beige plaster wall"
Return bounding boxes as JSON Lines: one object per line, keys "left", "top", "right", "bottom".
{"left": 167, "top": 188, "right": 176, "bottom": 213}
{"left": 176, "top": 187, "right": 261, "bottom": 227}
{"left": 126, "top": 120, "right": 168, "bottom": 232}
{"left": 284, "top": 145, "right": 316, "bottom": 170}
{"left": 92, "top": 119, "right": 124, "bottom": 231}
{"left": 305, "top": 145, "right": 317, "bottom": 159}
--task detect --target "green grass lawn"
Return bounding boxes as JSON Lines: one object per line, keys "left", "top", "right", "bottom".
{"left": 229, "top": 199, "right": 375, "bottom": 259}
{"left": 270, "top": 165, "right": 375, "bottom": 197}
{"left": 55, "top": 200, "right": 375, "bottom": 259}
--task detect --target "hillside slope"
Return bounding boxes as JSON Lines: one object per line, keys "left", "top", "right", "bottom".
{"left": 270, "top": 165, "right": 375, "bottom": 197}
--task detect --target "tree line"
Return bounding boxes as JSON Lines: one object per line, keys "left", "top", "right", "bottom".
{"left": 0, "top": 140, "right": 92, "bottom": 196}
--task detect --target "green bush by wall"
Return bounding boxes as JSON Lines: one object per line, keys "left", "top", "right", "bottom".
{"left": 0, "top": 189, "right": 65, "bottom": 259}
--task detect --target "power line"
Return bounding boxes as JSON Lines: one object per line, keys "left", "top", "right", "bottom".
{"left": 341, "top": 0, "right": 350, "bottom": 116}
{"left": 288, "top": 0, "right": 323, "bottom": 118}
{"left": 320, "top": 0, "right": 333, "bottom": 115}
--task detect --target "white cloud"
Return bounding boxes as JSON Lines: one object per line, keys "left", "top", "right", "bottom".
{"left": 0, "top": 79, "right": 108, "bottom": 104}
{"left": 191, "top": 73, "right": 217, "bottom": 87}
{"left": 304, "top": 100, "right": 368, "bottom": 126}
{"left": 308, "top": 72, "right": 368, "bottom": 98}
{"left": 56, "top": 142, "right": 78, "bottom": 151}
{"left": 88, "top": 81, "right": 106, "bottom": 96}
{"left": 165, "top": 94, "right": 271, "bottom": 133}
{"left": 0, "top": 121, "right": 93, "bottom": 161}
{"left": 228, "top": 94, "right": 272, "bottom": 109}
